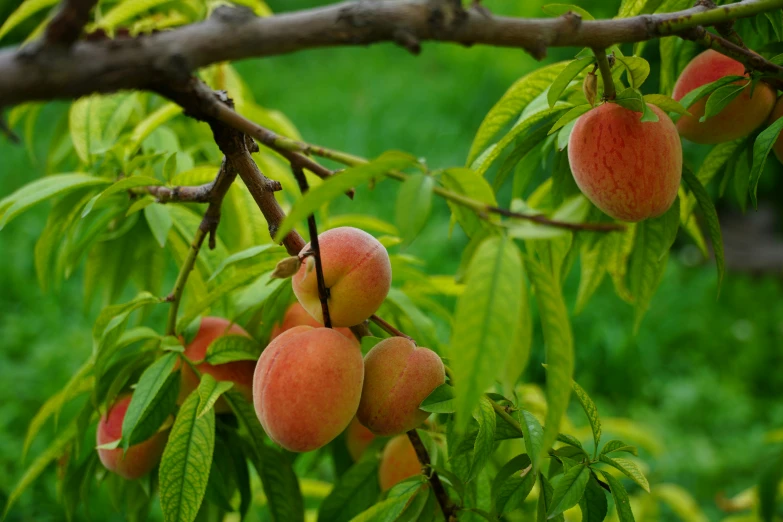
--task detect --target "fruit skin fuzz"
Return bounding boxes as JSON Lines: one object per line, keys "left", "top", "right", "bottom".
{"left": 568, "top": 102, "right": 682, "bottom": 222}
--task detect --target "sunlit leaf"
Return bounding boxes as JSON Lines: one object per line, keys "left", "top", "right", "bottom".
{"left": 749, "top": 116, "right": 783, "bottom": 209}
{"left": 121, "top": 353, "right": 179, "bottom": 449}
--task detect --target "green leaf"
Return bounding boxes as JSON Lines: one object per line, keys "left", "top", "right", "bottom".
{"left": 547, "top": 57, "right": 595, "bottom": 108}
{"left": 600, "top": 440, "right": 638, "bottom": 457}
{"left": 92, "top": 292, "right": 161, "bottom": 353}
{"left": 526, "top": 259, "right": 574, "bottom": 472}
{"left": 440, "top": 168, "right": 497, "bottom": 239}
{"left": 449, "top": 236, "right": 523, "bottom": 428}
{"left": 492, "top": 454, "right": 536, "bottom": 514}
{"left": 3, "top": 421, "right": 77, "bottom": 519}
{"left": 575, "top": 228, "right": 619, "bottom": 314}
{"left": 468, "top": 61, "right": 570, "bottom": 165}
{"left": 396, "top": 173, "right": 434, "bottom": 243}
{"left": 276, "top": 151, "right": 417, "bottom": 241}
{"left": 469, "top": 396, "right": 497, "bottom": 481}
{"left": 598, "top": 471, "right": 636, "bottom": 522}
{"left": 209, "top": 244, "right": 285, "bottom": 282}
{"left": 548, "top": 105, "right": 591, "bottom": 135}
{"left": 642, "top": 94, "right": 689, "bottom": 115}
{"left": 598, "top": 455, "right": 650, "bottom": 492}
{"left": 613, "top": 88, "right": 645, "bottom": 114}
{"left": 681, "top": 166, "right": 724, "bottom": 289}
{"left": 204, "top": 335, "right": 261, "bottom": 365}
{"left": 548, "top": 464, "right": 590, "bottom": 518}
{"left": 159, "top": 378, "right": 216, "bottom": 522}
{"left": 537, "top": 474, "right": 564, "bottom": 522}
{"left": 749, "top": 116, "right": 783, "bottom": 209}
{"left": 82, "top": 175, "right": 163, "bottom": 217}
{"left": 127, "top": 103, "right": 182, "bottom": 155}
{"left": 519, "top": 409, "right": 545, "bottom": 474}
{"left": 196, "top": 373, "right": 234, "bottom": 419}
{"left": 318, "top": 447, "right": 382, "bottom": 522}
{"left": 615, "top": 56, "right": 650, "bottom": 89}
{"left": 0, "top": 173, "right": 110, "bottom": 230}
{"left": 678, "top": 75, "right": 744, "bottom": 110}
{"left": 639, "top": 103, "right": 659, "bottom": 123}
{"left": 541, "top": 4, "right": 595, "bottom": 19}
{"left": 419, "top": 383, "right": 455, "bottom": 413}
{"left": 572, "top": 380, "right": 601, "bottom": 453}
{"left": 0, "top": 0, "right": 59, "bottom": 40}
{"left": 121, "top": 353, "right": 180, "bottom": 449}
{"left": 97, "top": 0, "right": 178, "bottom": 29}
{"left": 627, "top": 198, "right": 680, "bottom": 328}
{"left": 579, "top": 475, "right": 609, "bottom": 522}
{"left": 144, "top": 204, "right": 173, "bottom": 248}
{"left": 348, "top": 491, "right": 417, "bottom": 522}
{"left": 700, "top": 83, "right": 746, "bottom": 122}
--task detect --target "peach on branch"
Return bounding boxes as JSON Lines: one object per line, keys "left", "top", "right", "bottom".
{"left": 179, "top": 317, "right": 256, "bottom": 413}
{"left": 96, "top": 395, "right": 168, "bottom": 480}
{"left": 378, "top": 435, "right": 421, "bottom": 491}
{"left": 271, "top": 302, "right": 358, "bottom": 345}
{"left": 357, "top": 337, "right": 445, "bottom": 436}
{"left": 345, "top": 416, "right": 376, "bottom": 462}
{"left": 292, "top": 227, "right": 391, "bottom": 327}
{"left": 567, "top": 102, "right": 682, "bottom": 222}
{"left": 253, "top": 325, "right": 364, "bottom": 452}
{"left": 673, "top": 50, "right": 775, "bottom": 144}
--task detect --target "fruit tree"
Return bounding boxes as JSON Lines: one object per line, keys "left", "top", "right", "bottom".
{"left": 1, "top": 0, "right": 783, "bottom": 521}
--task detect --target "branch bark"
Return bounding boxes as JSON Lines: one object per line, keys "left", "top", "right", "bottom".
{"left": 44, "top": 0, "right": 98, "bottom": 47}
{"left": 406, "top": 429, "right": 456, "bottom": 519}
{"left": 1, "top": 0, "right": 782, "bottom": 107}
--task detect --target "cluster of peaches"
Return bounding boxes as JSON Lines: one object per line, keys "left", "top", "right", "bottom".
{"left": 95, "top": 227, "right": 445, "bottom": 491}
{"left": 569, "top": 50, "right": 783, "bottom": 223}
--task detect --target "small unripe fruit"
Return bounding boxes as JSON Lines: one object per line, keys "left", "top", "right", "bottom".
{"left": 96, "top": 395, "right": 168, "bottom": 480}
{"left": 769, "top": 96, "right": 783, "bottom": 164}
{"left": 568, "top": 102, "right": 682, "bottom": 222}
{"left": 379, "top": 435, "right": 421, "bottom": 491}
{"left": 345, "top": 416, "right": 376, "bottom": 461}
{"left": 357, "top": 337, "right": 445, "bottom": 436}
{"left": 253, "top": 325, "right": 364, "bottom": 452}
{"left": 180, "top": 317, "right": 256, "bottom": 413}
{"left": 673, "top": 50, "right": 775, "bottom": 144}
{"left": 292, "top": 227, "right": 392, "bottom": 327}
{"left": 271, "top": 302, "right": 358, "bottom": 346}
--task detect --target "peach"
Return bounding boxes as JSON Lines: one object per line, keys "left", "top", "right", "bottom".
{"left": 770, "top": 96, "right": 783, "bottom": 164}
{"left": 271, "top": 302, "right": 358, "bottom": 346}
{"left": 357, "top": 337, "right": 445, "bottom": 436}
{"left": 673, "top": 50, "right": 775, "bottom": 144}
{"left": 253, "top": 325, "right": 364, "bottom": 452}
{"left": 345, "top": 416, "right": 376, "bottom": 461}
{"left": 379, "top": 435, "right": 421, "bottom": 491}
{"left": 568, "top": 102, "right": 682, "bottom": 222}
{"left": 96, "top": 395, "right": 167, "bottom": 480}
{"left": 292, "top": 227, "right": 391, "bottom": 327}
{"left": 180, "top": 317, "right": 256, "bottom": 413}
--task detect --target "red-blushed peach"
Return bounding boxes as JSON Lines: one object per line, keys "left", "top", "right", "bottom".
{"left": 345, "top": 416, "right": 376, "bottom": 461}
{"left": 567, "top": 102, "right": 682, "bottom": 222}
{"left": 379, "top": 435, "right": 421, "bottom": 491}
{"left": 770, "top": 96, "right": 783, "bottom": 164}
{"left": 357, "top": 337, "right": 445, "bottom": 436}
{"left": 253, "top": 325, "right": 364, "bottom": 452}
{"left": 179, "top": 317, "right": 256, "bottom": 413}
{"left": 96, "top": 395, "right": 168, "bottom": 480}
{"left": 292, "top": 227, "right": 391, "bottom": 327}
{"left": 673, "top": 50, "right": 775, "bottom": 144}
{"left": 271, "top": 302, "right": 358, "bottom": 346}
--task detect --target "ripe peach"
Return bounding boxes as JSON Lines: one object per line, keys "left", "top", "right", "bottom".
{"left": 673, "top": 50, "right": 775, "bottom": 144}
{"left": 357, "top": 337, "right": 445, "bottom": 436}
{"left": 292, "top": 227, "right": 391, "bottom": 327}
{"left": 770, "top": 96, "right": 783, "bottom": 164}
{"left": 253, "top": 325, "right": 364, "bottom": 452}
{"left": 379, "top": 435, "right": 421, "bottom": 491}
{"left": 567, "top": 102, "right": 682, "bottom": 222}
{"left": 180, "top": 317, "right": 256, "bottom": 413}
{"left": 96, "top": 395, "right": 167, "bottom": 480}
{"left": 271, "top": 302, "right": 358, "bottom": 346}
{"left": 345, "top": 416, "right": 376, "bottom": 461}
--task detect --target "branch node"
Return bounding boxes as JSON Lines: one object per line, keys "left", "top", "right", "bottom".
{"left": 393, "top": 29, "right": 422, "bottom": 55}
{"left": 211, "top": 5, "right": 256, "bottom": 25}
{"left": 561, "top": 11, "right": 582, "bottom": 31}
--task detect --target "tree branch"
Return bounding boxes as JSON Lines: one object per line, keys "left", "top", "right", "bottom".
{"left": 593, "top": 48, "right": 616, "bottom": 100}
{"left": 1, "top": 0, "right": 782, "bottom": 107}
{"left": 291, "top": 164, "right": 333, "bottom": 328}
{"left": 369, "top": 314, "right": 414, "bottom": 342}
{"left": 44, "top": 0, "right": 98, "bottom": 47}
{"left": 406, "top": 429, "right": 456, "bottom": 519}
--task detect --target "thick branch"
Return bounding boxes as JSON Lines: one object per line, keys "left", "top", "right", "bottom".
{"left": 1, "top": 0, "right": 782, "bottom": 106}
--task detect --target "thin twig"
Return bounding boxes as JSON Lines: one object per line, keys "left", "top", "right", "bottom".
{"left": 369, "top": 314, "right": 414, "bottom": 342}
{"left": 488, "top": 398, "right": 526, "bottom": 438}
{"left": 291, "top": 164, "right": 332, "bottom": 328}
{"left": 133, "top": 182, "right": 216, "bottom": 203}
{"left": 165, "top": 224, "right": 208, "bottom": 336}
{"left": 406, "top": 429, "right": 456, "bottom": 519}
{"left": 593, "top": 48, "right": 616, "bottom": 100}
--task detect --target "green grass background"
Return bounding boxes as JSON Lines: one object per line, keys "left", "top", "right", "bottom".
{"left": 1, "top": 0, "right": 783, "bottom": 520}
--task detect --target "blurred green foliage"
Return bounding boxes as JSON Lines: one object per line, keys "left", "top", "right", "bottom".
{"left": 1, "top": 0, "right": 782, "bottom": 520}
